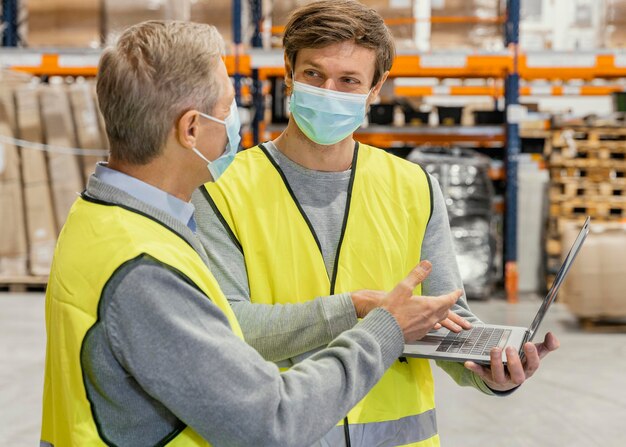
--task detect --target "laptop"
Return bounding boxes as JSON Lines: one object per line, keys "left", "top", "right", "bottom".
{"left": 403, "top": 216, "right": 590, "bottom": 365}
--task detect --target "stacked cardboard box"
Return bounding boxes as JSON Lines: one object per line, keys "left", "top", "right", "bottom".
{"left": 68, "top": 83, "right": 107, "bottom": 182}
{"left": 40, "top": 84, "right": 85, "bottom": 231}
{"left": 14, "top": 86, "right": 58, "bottom": 276}
{"left": 430, "top": 0, "right": 503, "bottom": 50}
{"left": 272, "top": 0, "right": 503, "bottom": 50}
{"left": 0, "top": 100, "right": 28, "bottom": 277}
{"left": 26, "top": 0, "right": 102, "bottom": 47}
{"left": 0, "top": 78, "right": 110, "bottom": 281}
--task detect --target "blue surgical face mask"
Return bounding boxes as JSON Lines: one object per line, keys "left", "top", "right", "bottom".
{"left": 289, "top": 79, "right": 371, "bottom": 146}
{"left": 192, "top": 99, "right": 241, "bottom": 181}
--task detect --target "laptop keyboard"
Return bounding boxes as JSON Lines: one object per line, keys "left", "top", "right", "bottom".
{"left": 436, "top": 326, "right": 512, "bottom": 356}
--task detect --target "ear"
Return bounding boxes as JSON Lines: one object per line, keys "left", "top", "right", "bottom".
{"left": 284, "top": 54, "right": 294, "bottom": 94}
{"left": 368, "top": 70, "right": 390, "bottom": 105}
{"left": 177, "top": 110, "right": 201, "bottom": 149}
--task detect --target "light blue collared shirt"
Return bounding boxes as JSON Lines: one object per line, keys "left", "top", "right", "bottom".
{"left": 94, "top": 163, "right": 197, "bottom": 232}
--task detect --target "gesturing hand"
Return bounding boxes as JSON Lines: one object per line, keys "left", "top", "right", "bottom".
{"left": 382, "top": 261, "right": 463, "bottom": 342}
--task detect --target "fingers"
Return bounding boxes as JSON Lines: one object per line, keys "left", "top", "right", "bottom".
{"left": 489, "top": 348, "right": 507, "bottom": 383}
{"left": 439, "top": 318, "right": 462, "bottom": 333}
{"left": 522, "top": 343, "right": 540, "bottom": 379}
{"left": 444, "top": 311, "right": 473, "bottom": 330}
{"left": 535, "top": 332, "right": 560, "bottom": 359}
{"left": 393, "top": 261, "right": 432, "bottom": 296}
{"left": 464, "top": 361, "right": 489, "bottom": 377}
{"left": 505, "top": 347, "right": 526, "bottom": 385}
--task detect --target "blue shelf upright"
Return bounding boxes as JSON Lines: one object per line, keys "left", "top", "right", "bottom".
{"left": 504, "top": 0, "right": 521, "bottom": 303}
{"left": 2, "top": 0, "right": 20, "bottom": 47}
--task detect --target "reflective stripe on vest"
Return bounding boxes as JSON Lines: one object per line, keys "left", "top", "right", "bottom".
{"left": 41, "top": 196, "right": 242, "bottom": 447}
{"left": 206, "top": 142, "right": 438, "bottom": 447}
{"left": 318, "top": 410, "right": 439, "bottom": 447}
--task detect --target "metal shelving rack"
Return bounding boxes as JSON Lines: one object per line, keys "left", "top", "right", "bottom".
{"left": 1, "top": 0, "right": 19, "bottom": 47}
{"left": 3, "top": 0, "right": 626, "bottom": 299}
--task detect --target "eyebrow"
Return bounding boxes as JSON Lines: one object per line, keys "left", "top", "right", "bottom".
{"left": 301, "top": 61, "right": 364, "bottom": 78}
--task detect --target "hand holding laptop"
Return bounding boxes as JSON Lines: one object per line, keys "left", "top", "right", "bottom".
{"left": 464, "top": 331, "right": 560, "bottom": 392}
{"left": 381, "top": 260, "right": 466, "bottom": 342}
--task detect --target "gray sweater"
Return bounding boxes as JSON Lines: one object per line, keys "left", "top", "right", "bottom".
{"left": 192, "top": 141, "right": 494, "bottom": 393}
{"left": 78, "top": 174, "right": 408, "bottom": 447}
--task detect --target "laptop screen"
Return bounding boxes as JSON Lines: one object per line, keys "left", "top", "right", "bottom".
{"left": 526, "top": 216, "right": 591, "bottom": 341}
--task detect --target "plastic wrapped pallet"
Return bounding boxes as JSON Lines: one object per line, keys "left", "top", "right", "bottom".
{"left": 40, "top": 84, "right": 84, "bottom": 231}
{"left": 15, "top": 85, "right": 58, "bottom": 276}
{"left": 560, "top": 221, "right": 626, "bottom": 318}
{"left": 0, "top": 100, "right": 28, "bottom": 277}
{"left": 407, "top": 146, "right": 496, "bottom": 299}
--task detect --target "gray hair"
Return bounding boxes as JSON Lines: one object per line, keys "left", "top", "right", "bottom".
{"left": 97, "top": 21, "right": 225, "bottom": 165}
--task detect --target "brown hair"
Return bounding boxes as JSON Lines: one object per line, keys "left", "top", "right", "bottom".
{"left": 97, "top": 21, "right": 224, "bottom": 165}
{"left": 283, "top": 0, "right": 395, "bottom": 87}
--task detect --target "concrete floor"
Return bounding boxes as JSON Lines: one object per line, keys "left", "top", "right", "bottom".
{"left": 2, "top": 292, "right": 626, "bottom": 446}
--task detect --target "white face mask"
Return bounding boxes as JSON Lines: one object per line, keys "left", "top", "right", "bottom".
{"left": 192, "top": 99, "right": 241, "bottom": 181}
{"left": 289, "top": 77, "right": 372, "bottom": 146}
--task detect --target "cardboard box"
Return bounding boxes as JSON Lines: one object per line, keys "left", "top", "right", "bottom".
{"left": 271, "top": 0, "right": 415, "bottom": 48}
{"left": 15, "top": 85, "right": 58, "bottom": 276}
{"left": 190, "top": 0, "right": 234, "bottom": 45}
{"left": 27, "top": 0, "right": 101, "bottom": 47}
{"left": 105, "top": 0, "right": 192, "bottom": 43}
{"left": 68, "top": 83, "right": 107, "bottom": 182}
{"left": 0, "top": 100, "right": 28, "bottom": 277}
{"left": 15, "top": 85, "right": 47, "bottom": 184}
{"left": 40, "top": 85, "right": 84, "bottom": 230}
{"left": 431, "top": 0, "right": 503, "bottom": 50}
{"left": 560, "top": 222, "right": 626, "bottom": 318}
{"left": 22, "top": 182, "right": 57, "bottom": 276}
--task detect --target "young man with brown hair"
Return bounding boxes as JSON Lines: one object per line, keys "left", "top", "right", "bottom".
{"left": 193, "top": 1, "right": 559, "bottom": 446}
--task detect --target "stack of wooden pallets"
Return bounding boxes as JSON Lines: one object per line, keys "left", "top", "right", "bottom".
{"left": 546, "top": 127, "right": 626, "bottom": 287}
{"left": 545, "top": 126, "right": 626, "bottom": 328}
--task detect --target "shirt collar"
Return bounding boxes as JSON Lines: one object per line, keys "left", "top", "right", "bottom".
{"left": 94, "top": 162, "right": 196, "bottom": 231}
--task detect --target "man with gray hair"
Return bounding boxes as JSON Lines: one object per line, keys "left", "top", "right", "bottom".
{"left": 40, "top": 20, "right": 463, "bottom": 447}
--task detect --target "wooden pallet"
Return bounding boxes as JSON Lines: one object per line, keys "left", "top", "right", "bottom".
{"left": 550, "top": 198, "right": 626, "bottom": 219}
{"left": 549, "top": 180, "right": 626, "bottom": 201}
{"left": 0, "top": 276, "right": 48, "bottom": 293}
{"left": 551, "top": 127, "right": 626, "bottom": 147}
{"left": 578, "top": 317, "right": 626, "bottom": 333}
{"left": 549, "top": 164, "right": 626, "bottom": 182}
{"left": 549, "top": 142, "right": 626, "bottom": 164}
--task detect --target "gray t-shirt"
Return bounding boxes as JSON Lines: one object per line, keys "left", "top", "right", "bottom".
{"left": 192, "top": 141, "right": 494, "bottom": 393}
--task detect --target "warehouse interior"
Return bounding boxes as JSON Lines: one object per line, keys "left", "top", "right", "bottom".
{"left": 1, "top": 0, "right": 626, "bottom": 446}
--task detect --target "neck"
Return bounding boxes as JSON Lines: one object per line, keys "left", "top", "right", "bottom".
{"left": 273, "top": 120, "right": 355, "bottom": 172}
{"left": 108, "top": 155, "right": 197, "bottom": 203}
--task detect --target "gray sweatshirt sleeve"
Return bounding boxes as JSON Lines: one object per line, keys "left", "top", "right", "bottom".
{"left": 191, "top": 188, "right": 358, "bottom": 362}
{"left": 421, "top": 175, "right": 496, "bottom": 396}
{"left": 107, "top": 260, "right": 404, "bottom": 447}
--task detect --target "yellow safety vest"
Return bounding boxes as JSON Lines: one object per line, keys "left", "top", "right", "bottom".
{"left": 41, "top": 195, "right": 243, "bottom": 447}
{"left": 206, "top": 142, "right": 439, "bottom": 447}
